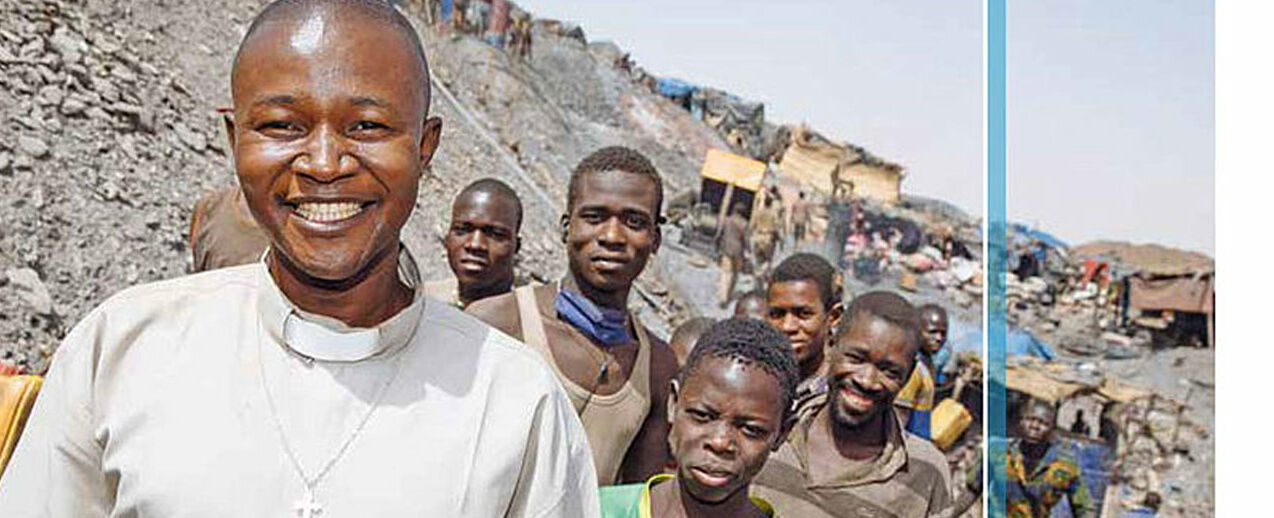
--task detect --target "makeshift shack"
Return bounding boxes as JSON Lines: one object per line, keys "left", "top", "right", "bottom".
{"left": 777, "top": 125, "right": 904, "bottom": 204}
{"left": 1126, "top": 270, "right": 1215, "bottom": 348}
{"left": 690, "top": 87, "right": 766, "bottom": 159}
{"left": 1003, "top": 359, "right": 1156, "bottom": 518}
{"left": 679, "top": 149, "right": 767, "bottom": 254}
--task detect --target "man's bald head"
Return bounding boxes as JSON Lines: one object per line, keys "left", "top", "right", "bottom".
{"left": 232, "top": 0, "right": 431, "bottom": 110}
{"left": 456, "top": 178, "right": 523, "bottom": 230}
{"left": 733, "top": 290, "right": 768, "bottom": 321}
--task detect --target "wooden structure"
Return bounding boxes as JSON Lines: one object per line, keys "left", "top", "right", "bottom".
{"left": 776, "top": 125, "right": 904, "bottom": 204}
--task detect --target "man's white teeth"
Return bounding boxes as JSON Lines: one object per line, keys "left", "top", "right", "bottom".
{"left": 295, "top": 202, "right": 363, "bottom": 223}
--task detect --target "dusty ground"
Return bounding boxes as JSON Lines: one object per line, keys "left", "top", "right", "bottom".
{"left": 1024, "top": 301, "right": 1215, "bottom": 517}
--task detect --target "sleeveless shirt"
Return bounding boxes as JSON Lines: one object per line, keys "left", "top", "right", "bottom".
{"left": 514, "top": 285, "right": 652, "bottom": 485}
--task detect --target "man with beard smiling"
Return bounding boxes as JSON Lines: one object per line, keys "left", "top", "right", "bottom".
{"left": 599, "top": 318, "right": 795, "bottom": 517}
{"left": 0, "top": 1, "right": 598, "bottom": 516}
{"left": 422, "top": 178, "right": 523, "bottom": 308}
{"left": 752, "top": 291, "right": 953, "bottom": 517}
{"left": 468, "top": 146, "right": 680, "bottom": 486}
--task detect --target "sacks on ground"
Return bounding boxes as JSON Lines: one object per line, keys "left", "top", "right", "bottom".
{"left": 905, "top": 253, "right": 941, "bottom": 272}
{"left": 920, "top": 245, "right": 945, "bottom": 263}
{"left": 950, "top": 257, "right": 978, "bottom": 284}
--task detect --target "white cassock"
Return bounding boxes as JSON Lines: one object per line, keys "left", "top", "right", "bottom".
{"left": 0, "top": 250, "right": 599, "bottom": 517}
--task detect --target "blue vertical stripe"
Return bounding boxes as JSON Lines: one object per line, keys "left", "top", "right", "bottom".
{"left": 986, "top": 0, "right": 1008, "bottom": 516}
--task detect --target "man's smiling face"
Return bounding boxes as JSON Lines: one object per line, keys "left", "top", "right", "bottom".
{"left": 825, "top": 314, "right": 917, "bottom": 428}
{"left": 229, "top": 8, "right": 440, "bottom": 282}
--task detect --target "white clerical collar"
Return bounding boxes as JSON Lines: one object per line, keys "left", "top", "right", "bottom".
{"left": 257, "top": 245, "right": 428, "bottom": 363}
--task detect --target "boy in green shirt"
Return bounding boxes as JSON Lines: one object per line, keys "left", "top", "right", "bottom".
{"left": 600, "top": 318, "right": 799, "bottom": 517}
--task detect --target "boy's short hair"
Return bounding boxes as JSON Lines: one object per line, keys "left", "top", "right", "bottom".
{"left": 678, "top": 318, "right": 799, "bottom": 423}
{"left": 770, "top": 253, "right": 839, "bottom": 309}
{"left": 837, "top": 291, "right": 922, "bottom": 350}
{"left": 567, "top": 146, "right": 664, "bottom": 218}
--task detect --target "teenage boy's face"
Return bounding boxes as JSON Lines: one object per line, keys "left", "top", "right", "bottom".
{"left": 668, "top": 356, "right": 786, "bottom": 504}
{"left": 229, "top": 12, "right": 441, "bottom": 282}
{"left": 563, "top": 170, "right": 660, "bottom": 294}
{"left": 767, "top": 280, "right": 840, "bottom": 371}
{"left": 920, "top": 310, "right": 948, "bottom": 355}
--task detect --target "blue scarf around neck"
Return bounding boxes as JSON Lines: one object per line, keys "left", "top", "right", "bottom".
{"left": 554, "top": 288, "right": 631, "bottom": 347}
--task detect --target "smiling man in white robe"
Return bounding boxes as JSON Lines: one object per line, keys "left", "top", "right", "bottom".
{"left": 0, "top": 1, "right": 598, "bottom": 516}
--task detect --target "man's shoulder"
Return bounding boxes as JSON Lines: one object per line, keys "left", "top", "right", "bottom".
{"left": 50, "top": 265, "right": 263, "bottom": 370}
{"left": 466, "top": 284, "right": 541, "bottom": 316}
{"left": 95, "top": 264, "right": 262, "bottom": 316}
{"left": 430, "top": 301, "right": 562, "bottom": 391}
{"left": 463, "top": 288, "right": 523, "bottom": 331}
{"left": 902, "top": 430, "right": 952, "bottom": 479}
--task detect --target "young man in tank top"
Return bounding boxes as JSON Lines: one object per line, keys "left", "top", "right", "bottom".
{"left": 468, "top": 146, "right": 680, "bottom": 486}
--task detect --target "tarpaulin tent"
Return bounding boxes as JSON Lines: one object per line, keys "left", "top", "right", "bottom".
{"left": 776, "top": 125, "right": 904, "bottom": 204}
{"left": 656, "top": 77, "right": 697, "bottom": 99}
{"left": 680, "top": 149, "right": 767, "bottom": 254}
{"left": 691, "top": 88, "right": 766, "bottom": 158}
{"left": 1006, "top": 358, "right": 1156, "bottom": 406}
{"left": 1128, "top": 270, "right": 1214, "bottom": 348}
{"left": 1128, "top": 273, "right": 1213, "bottom": 315}
{"left": 1008, "top": 223, "right": 1069, "bottom": 252}
{"left": 700, "top": 148, "right": 765, "bottom": 192}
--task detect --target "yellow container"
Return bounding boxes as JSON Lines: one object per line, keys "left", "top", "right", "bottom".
{"left": 930, "top": 398, "right": 972, "bottom": 451}
{"left": 0, "top": 375, "right": 42, "bottom": 477}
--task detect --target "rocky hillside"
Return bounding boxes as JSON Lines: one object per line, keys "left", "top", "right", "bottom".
{"left": 0, "top": 0, "right": 727, "bottom": 371}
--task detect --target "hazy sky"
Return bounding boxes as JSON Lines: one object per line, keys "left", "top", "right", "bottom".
{"left": 516, "top": 0, "right": 984, "bottom": 217}
{"left": 1009, "top": 1, "right": 1214, "bottom": 254}
{"left": 513, "top": 1, "right": 1214, "bottom": 255}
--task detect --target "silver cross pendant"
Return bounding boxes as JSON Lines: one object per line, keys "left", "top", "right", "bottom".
{"left": 294, "top": 489, "right": 323, "bottom": 518}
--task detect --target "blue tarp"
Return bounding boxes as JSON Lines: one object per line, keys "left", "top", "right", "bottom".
{"left": 1006, "top": 327, "right": 1056, "bottom": 361}
{"left": 947, "top": 318, "right": 983, "bottom": 354}
{"left": 945, "top": 323, "right": 1052, "bottom": 359}
{"left": 656, "top": 77, "right": 698, "bottom": 98}
{"left": 1009, "top": 223, "right": 1069, "bottom": 251}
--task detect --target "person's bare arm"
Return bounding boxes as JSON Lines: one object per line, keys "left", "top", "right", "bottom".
{"left": 616, "top": 332, "right": 679, "bottom": 483}
{"left": 465, "top": 293, "right": 524, "bottom": 341}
